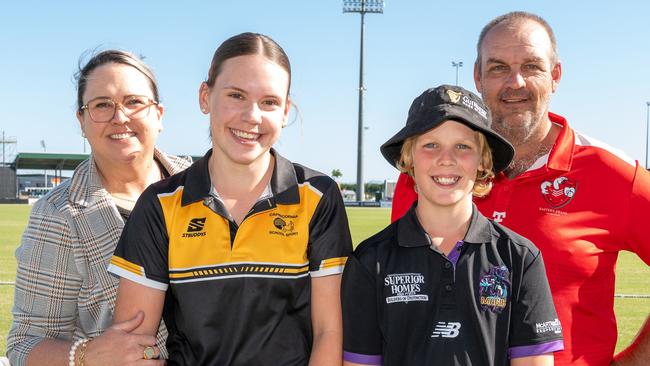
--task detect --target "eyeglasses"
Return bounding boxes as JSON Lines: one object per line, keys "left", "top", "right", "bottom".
{"left": 80, "top": 95, "right": 158, "bottom": 123}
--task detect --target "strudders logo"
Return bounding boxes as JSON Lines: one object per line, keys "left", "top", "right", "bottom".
{"left": 269, "top": 212, "right": 298, "bottom": 237}
{"left": 183, "top": 217, "right": 207, "bottom": 238}
{"left": 384, "top": 273, "right": 428, "bottom": 304}
{"left": 479, "top": 265, "right": 510, "bottom": 313}
{"left": 540, "top": 176, "right": 577, "bottom": 209}
{"left": 431, "top": 322, "right": 461, "bottom": 338}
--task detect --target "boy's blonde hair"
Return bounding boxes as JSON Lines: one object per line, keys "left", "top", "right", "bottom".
{"left": 397, "top": 130, "right": 495, "bottom": 197}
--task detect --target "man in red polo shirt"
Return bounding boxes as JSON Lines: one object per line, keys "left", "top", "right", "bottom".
{"left": 391, "top": 11, "right": 650, "bottom": 366}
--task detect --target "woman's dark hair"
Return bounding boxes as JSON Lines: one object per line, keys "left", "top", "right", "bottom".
{"left": 205, "top": 32, "right": 291, "bottom": 92}
{"left": 75, "top": 49, "right": 159, "bottom": 111}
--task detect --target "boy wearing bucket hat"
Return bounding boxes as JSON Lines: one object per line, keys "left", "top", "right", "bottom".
{"left": 341, "top": 85, "right": 564, "bottom": 366}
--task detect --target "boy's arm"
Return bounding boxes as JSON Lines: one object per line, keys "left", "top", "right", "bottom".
{"left": 511, "top": 354, "right": 554, "bottom": 366}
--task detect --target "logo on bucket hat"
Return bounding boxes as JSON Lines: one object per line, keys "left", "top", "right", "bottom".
{"left": 380, "top": 84, "right": 514, "bottom": 174}
{"left": 446, "top": 89, "right": 462, "bottom": 103}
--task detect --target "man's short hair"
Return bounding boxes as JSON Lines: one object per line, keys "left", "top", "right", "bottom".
{"left": 475, "top": 11, "right": 558, "bottom": 70}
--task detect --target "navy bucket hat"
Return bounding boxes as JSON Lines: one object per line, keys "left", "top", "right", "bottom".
{"left": 380, "top": 84, "right": 515, "bottom": 174}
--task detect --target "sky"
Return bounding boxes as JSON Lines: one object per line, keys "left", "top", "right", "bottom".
{"left": 1, "top": 1, "right": 650, "bottom": 183}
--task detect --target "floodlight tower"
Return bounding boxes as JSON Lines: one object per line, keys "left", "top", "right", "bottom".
{"left": 343, "top": 0, "right": 384, "bottom": 202}
{"left": 452, "top": 61, "right": 463, "bottom": 85}
{"left": 1, "top": 131, "right": 17, "bottom": 167}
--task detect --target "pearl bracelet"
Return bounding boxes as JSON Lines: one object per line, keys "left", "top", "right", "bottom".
{"left": 68, "top": 338, "right": 88, "bottom": 366}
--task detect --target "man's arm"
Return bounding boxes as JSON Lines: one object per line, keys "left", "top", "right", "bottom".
{"left": 613, "top": 166, "right": 650, "bottom": 365}
{"left": 309, "top": 275, "right": 343, "bottom": 366}
{"left": 612, "top": 314, "right": 650, "bottom": 365}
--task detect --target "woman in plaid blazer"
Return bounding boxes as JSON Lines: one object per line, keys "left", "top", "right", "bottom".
{"left": 7, "top": 50, "right": 191, "bottom": 366}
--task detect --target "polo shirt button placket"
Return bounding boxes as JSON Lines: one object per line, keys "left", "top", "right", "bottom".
{"left": 492, "top": 180, "right": 514, "bottom": 223}
{"left": 441, "top": 259, "right": 455, "bottom": 297}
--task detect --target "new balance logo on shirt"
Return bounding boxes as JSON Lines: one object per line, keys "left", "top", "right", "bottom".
{"left": 431, "top": 322, "right": 461, "bottom": 338}
{"left": 183, "top": 217, "right": 207, "bottom": 237}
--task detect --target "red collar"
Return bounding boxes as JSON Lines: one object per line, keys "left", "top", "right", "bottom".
{"left": 546, "top": 112, "right": 574, "bottom": 172}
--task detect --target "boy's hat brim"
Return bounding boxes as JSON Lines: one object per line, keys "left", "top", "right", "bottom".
{"left": 380, "top": 85, "right": 514, "bottom": 174}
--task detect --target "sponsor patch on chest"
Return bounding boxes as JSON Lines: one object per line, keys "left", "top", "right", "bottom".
{"left": 182, "top": 217, "right": 207, "bottom": 238}
{"left": 384, "top": 273, "right": 429, "bottom": 304}
{"left": 479, "top": 265, "right": 510, "bottom": 313}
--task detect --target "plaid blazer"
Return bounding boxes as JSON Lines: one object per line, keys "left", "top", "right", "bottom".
{"left": 6, "top": 149, "right": 191, "bottom": 366}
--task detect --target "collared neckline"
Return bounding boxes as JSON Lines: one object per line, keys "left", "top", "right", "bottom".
{"left": 181, "top": 148, "right": 300, "bottom": 206}
{"left": 491, "top": 112, "right": 574, "bottom": 183}
{"left": 546, "top": 112, "right": 575, "bottom": 172}
{"left": 68, "top": 147, "right": 179, "bottom": 208}
{"left": 397, "top": 202, "right": 492, "bottom": 248}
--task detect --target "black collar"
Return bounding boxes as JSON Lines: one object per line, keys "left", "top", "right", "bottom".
{"left": 181, "top": 148, "right": 300, "bottom": 206}
{"left": 397, "top": 202, "right": 492, "bottom": 248}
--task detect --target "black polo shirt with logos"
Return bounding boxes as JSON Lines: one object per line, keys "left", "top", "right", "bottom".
{"left": 342, "top": 204, "right": 563, "bottom": 366}
{"left": 109, "top": 149, "right": 352, "bottom": 366}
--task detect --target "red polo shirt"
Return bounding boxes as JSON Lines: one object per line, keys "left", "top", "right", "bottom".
{"left": 390, "top": 113, "right": 650, "bottom": 365}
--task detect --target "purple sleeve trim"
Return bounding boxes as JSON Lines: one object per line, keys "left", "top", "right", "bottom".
{"left": 508, "top": 340, "right": 565, "bottom": 358}
{"left": 343, "top": 351, "right": 383, "bottom": 365}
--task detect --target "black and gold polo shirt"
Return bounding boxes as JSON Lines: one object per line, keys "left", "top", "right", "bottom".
{"left": 109, "top": 149, "right": 352, "bottom": 366}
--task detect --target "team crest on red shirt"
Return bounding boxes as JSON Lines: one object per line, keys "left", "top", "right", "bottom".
{"left": 540, "top": 176, "right": 577, "bottom": 208}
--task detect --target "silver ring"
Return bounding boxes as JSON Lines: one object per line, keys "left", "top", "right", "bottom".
{"left": 143, "top": 346, "right": 156, "bottom": 360}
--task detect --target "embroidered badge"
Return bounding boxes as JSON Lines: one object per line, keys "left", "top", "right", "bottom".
{"left": 479, "top": 265, "right": 510, "bottom": 313}
{"left": 540, "top": 176, "right": 577, "bottom": 208}
{"left": 269, "top": 213, "right": 298, "bottom": 237}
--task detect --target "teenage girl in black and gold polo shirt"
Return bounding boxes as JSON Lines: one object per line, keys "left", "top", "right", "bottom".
{"left": 109, "top": 33, "right": 352, "bottom": 366}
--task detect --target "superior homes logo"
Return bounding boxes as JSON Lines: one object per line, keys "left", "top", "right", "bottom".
{"left": 384, "top": 272, "right": 429, "bottom": 304}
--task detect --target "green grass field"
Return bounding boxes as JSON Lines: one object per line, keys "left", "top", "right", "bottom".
{"left": 0, "top": 204, "right": 648, "bottom": 357}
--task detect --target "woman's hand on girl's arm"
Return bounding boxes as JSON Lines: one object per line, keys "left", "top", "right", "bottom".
{"left": 26, "top": 312, "right": 163, "bottom": 366}
{"left": 83, "top": 311, "right": 164, "bottom": 365}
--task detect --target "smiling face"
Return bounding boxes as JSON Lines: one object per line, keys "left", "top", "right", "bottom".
{"left": 77, "top": 63, "right": 163, "bottom": 165}
{"left": 474, "top": 20, "right": 561, "bottom": 146}
{"left": 199, "top": 54, "right": 290, "bottom": 167}
{"left": 410, "top": 121, "right": 482, "bottom": 209}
